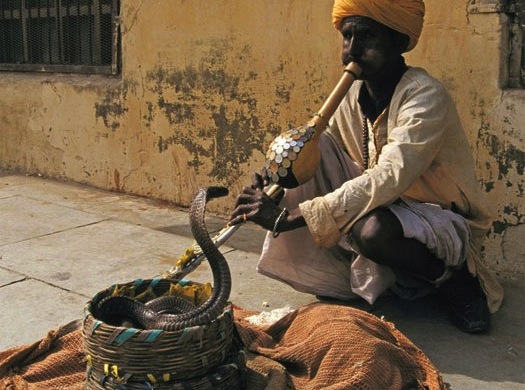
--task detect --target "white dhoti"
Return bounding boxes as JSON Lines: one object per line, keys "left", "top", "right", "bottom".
{"left": 257, "top": 133, "right": 471, "bottom": 305}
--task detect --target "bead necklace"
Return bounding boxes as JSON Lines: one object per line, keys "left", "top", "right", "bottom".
{"left": 362, "top": 115, "right": 370, "bottom": 170}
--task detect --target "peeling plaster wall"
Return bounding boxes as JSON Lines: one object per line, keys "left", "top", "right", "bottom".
{"left": 0, "top": 0, "right": 522, "bottom": 275}
{"left": 0, "top": 0, "right": 340, "bottom": 209}
{"left": 405, "top": 2, "right": 524, "bottom": 276}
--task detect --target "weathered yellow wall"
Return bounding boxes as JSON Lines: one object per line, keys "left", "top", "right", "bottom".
{"left": 0, "top": 0, "right": 522, "bottom": 275}
{"left": 0, "top": 0, "right": 341, "bottom": 208}
{"left": 405, "top": 2, "right": 524, "bottom": 276}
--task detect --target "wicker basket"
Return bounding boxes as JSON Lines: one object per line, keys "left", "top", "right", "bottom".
{"left": 86, "top": 349, "right": 246, "bottom": 390}
{"left": 82, "top": 278, "right": 245, "bottom": 389}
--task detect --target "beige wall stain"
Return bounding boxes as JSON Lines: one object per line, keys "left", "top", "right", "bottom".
{"left": 0, "top": 0, "right": 522, "bottom": 275}
{"left": 405, "top": 2, "right": 524, "bottom": 276}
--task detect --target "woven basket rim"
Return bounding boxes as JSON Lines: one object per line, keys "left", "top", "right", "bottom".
{"left": 84, "top": 277, "right": 232, "bottom": 334}
{"left": 82, "top": 278, "right": 237, "bottom": 381}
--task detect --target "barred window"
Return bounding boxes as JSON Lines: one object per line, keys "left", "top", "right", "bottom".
{"left": 0, "top": 0, "right": 120, "bottom": 75}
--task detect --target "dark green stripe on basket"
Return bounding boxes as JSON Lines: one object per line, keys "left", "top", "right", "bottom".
{"left": 140, "top": 329, "right": 163, "bottom": 342}
{"left": 91, "top": 321, "right": 102, "bottom": 335}
{"left": 149, "top": 277, "right": 161, "bottom": 289}
{"left": 108, "top": 328, "right": 163, "bottom": 345}
{"left": 132, "top": 278, "right": 144, "bottom": 287}
{"left": 108, "top": 328, "right": 139, "bottom": 345}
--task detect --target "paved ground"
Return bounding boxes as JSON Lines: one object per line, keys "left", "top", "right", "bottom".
{"left": 0, "top": 172, "right": 523, "bottom": 389}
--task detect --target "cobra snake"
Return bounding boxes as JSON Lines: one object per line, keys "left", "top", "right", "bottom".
{"left": 92, "top": 186, "right": 232, "bottom": 331}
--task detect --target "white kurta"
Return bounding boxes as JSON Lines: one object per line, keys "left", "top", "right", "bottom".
{"left": 259, "top": 67, "right": 503, "bottom": 312}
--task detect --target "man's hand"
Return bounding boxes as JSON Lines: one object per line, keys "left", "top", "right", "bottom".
{"left": 229, "top": 172, "right": 282, "bottom": 231}
{"left": 229, "top": 172, "right": 306, "bottom": 234}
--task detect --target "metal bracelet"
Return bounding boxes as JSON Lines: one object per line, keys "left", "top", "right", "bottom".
{"left": 272, "top": 208, "right": 289, "bottom": 238}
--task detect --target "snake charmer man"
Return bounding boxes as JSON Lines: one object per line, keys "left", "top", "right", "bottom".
{"left": 230, "top": 0, "right": 503, "bottom": 333}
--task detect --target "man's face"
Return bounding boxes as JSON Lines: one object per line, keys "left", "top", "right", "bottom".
{"left": 340, "top": 16, "right": 405, "bottom": 82}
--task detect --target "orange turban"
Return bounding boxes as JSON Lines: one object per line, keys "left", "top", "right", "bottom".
{"left": 332, "top": 0, "right": 425, "bottom": 52}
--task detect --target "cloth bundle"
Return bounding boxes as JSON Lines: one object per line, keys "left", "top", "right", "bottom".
{"left": 0, "top": 304, "right": 445, "bottom": 389}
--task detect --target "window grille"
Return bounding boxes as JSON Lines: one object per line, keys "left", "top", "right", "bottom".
{"left": 0, "top": 0, "right": 120, "bottom": 75}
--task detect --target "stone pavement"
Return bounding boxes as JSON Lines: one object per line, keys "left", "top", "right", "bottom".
{"left": 0, "top": 172, "right": 523, "bottom": 389}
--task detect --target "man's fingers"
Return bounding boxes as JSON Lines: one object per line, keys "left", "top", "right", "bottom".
{"left": 251, "top": 172, "right": 265, "bottom": 190}
{"left": 261, "top": 172, "right": 270, "bottom": 187}
{"left": 229, "top": 205, "right": 254, "bottom": 226}
{"left": 229, "top": 206, "right": 245, "bottom": 226}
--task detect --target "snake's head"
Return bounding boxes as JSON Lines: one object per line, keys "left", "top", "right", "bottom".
{"left": 205, "top": 186, "right": 229, "bottom": 201}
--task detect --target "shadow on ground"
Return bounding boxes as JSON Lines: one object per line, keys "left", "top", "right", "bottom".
{"left": 157, "top": 217, "right": 268, "bottom": 254}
